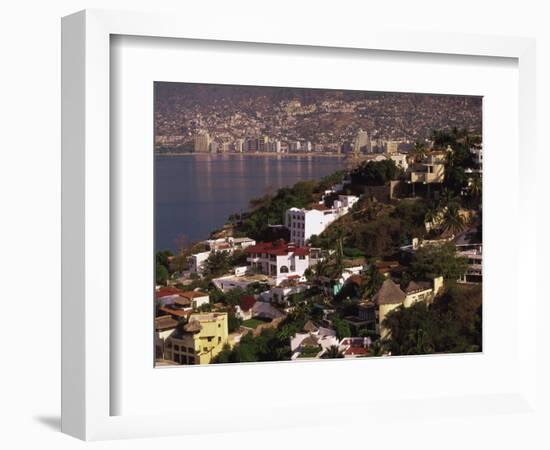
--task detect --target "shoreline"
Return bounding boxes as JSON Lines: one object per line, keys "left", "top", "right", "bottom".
{"left": 155, "top": 151, "right": 347, "bottom": 158}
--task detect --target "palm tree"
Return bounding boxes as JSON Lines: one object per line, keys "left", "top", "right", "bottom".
{"left": 410, "top": 141, "right": 427, "bottom": 163}
{"left": 469, "top": 175, "right": 482, "bottom": 199}
{"left": 323, "top": 345, "right": 344, "bottom": 359}
{"left": 424, "top": 203, "right": 441, "bottom": 231}
{"left": 440, "top": 204, "right": 465, "bottom": 237}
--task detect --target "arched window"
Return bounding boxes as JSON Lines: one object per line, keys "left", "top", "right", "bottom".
{"left": 279, "top": 265, "right": 289, "bottom": 273}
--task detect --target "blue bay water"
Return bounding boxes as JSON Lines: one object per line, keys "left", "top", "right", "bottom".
{"left": 155, "top": 154, "right": 346, "bottom": 252}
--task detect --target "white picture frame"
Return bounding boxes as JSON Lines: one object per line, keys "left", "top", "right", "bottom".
{"left": 61, "top": 9, "right": 538, "bottom": 441}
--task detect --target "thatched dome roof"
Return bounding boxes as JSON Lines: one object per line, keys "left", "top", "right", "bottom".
{"left": 183, "top": 320, "right": 202, "bottom": 333}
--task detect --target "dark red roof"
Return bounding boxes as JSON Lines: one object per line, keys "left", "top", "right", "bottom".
{"left": 239, "top": 295, "right": 257, "bottom": 312}
{"left": 246, "top": 240, "right": 309, "bottom": 257}
{"left": 344, "top": 346, "right": 369, "bottom": 356}
{"left": 293, "top": 247, "right": 309, "bottom": 257}
{"left": 155, "top": 287, "right": 183, "bottom": 299}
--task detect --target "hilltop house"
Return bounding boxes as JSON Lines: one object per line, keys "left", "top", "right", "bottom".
{"left": 409, "top": 150, "right": 447, "bottom": 184}
{"left": 245, "top": 240, "right": 311, "bottom": 285}
{"left": 358, "top": 277, "right": 444, "bottom": 338}
{"left": 285, "top": 206, "right": 338, "bottom": 246}
{"left": 285, "top": 195, "right": 359, "bottom": 246}
{"left": 455, "top": 225, "right": 482, "bottom": 284}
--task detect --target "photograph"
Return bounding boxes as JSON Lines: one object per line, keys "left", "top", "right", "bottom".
{"left": 153, "top": 82, "right": 483, "bottom": 366}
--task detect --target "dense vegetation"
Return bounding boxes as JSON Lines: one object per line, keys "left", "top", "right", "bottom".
{"left": 383, "top": 283, "right": 482, "bottom": 355}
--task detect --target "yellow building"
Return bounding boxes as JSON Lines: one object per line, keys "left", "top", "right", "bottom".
{"left": 358, "top": 277, "right": 444, "bottom": 338}
{"left": 410, "top": 151, "right": 447, "bottom": 184}
{"left": 165, "top": 312, "right": 228, "bottom": 365}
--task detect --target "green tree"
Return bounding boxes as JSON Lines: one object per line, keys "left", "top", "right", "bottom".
{"left": 332, "top": 316, "right": 352, "bottom": 340}
{"left": 155, "top": 263, "right": 169, "bottom": 285}
{"left": 227, "top": 310, "right": 243, "bottom": 333}
{"left": 410, "top": 242, "right": 468, "bottom": 281}
{"left": 203, "top": 251, "right": 230, "bottom": 277}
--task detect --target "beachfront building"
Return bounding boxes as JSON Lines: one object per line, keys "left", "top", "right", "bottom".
{"left": 245, "top": 240, "right": 311, "bottom": 285}
{"left": 194, "top": 132, "right": 211, "bottom": 153}
{"left": 164, "top": 312, "right": 228, "bottom": 365}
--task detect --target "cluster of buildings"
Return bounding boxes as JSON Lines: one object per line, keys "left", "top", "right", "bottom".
{"left": 155, "top": 86, "right": 482, "bottom": 154}
{"left": 191, "top": 128, "right": 416, "bottom": 157}
{"left": 154, "top": 142, "right": 482, "bottom": 366}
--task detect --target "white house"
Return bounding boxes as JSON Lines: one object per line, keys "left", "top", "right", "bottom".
{"left": 331, "top": 194, "right": 360, "bottom": 215}
{"left": 245, "top": 240, "right": 311, "bottom": 285}
{"left": 285, "top": 206, "right": 337, "bottom": 246}
{"left": 388, "top": 153, "right": 409, "bottom": 172}
{"left": 290, "top": 322, "right": 340, "bottom": 359}
{"left": 180, "top": 290, "right": 210, "bottom": 309}
{"left": 470, "top": 145, "right": 483, "bottom": 171}
{"left": 206, "top": 236, "right": 256, "bottom": 252}
{"left": 189, "top": 251, "right": 211, "bottom": 275}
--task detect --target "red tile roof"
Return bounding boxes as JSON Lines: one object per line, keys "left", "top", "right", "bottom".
{"left": 155, "top": 287, "right": 184, "bottom": 299}
{"left": 239, "top": 295, "right": 257, "bottom": 312}
{"left": 246, "top": 240, "right": 309, "bottom": 257}
{"left": 158, "top": 306, "right": 189, "bottom": 318}
{"left": 344, "top": 346, "right": 369, "bottom": 356}
{"left": 181, "top": 291, "right": 208, "bottom": 299}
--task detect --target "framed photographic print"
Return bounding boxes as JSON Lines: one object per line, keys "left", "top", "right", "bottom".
{"left": 62, "top": 9, "right": 538, "bottom": 441}
{"left": 152, "top": 82, "right": 483, "bottom": 367}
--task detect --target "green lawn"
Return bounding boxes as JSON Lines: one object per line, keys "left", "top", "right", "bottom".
{"left": 297, "top": 346, "right": 322, "bottom": 358}
{"left": 242, "top": 318, "right": 271, "bottom": 329}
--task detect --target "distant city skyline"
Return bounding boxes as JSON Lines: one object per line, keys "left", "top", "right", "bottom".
{"left": 154, "top": 82, "right": 482, "bottom": 155}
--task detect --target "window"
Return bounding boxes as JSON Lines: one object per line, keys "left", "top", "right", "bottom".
{"left": 280, "top": 265, "right": 289, "bottom": 273}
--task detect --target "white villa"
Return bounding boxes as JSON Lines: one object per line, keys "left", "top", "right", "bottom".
{"left": 285, "top": 195, "right": 359, "bottom": 246}
{"left": 245, "top": 240, "right": 311, "bottom": 286}
{"left": 189, "top": 251, "right": 211, "bottom": 275}
{"left": 189, "top": 237, "right": 256, "bottom": 275}
{"left": 290, "top": 321, "right": 339, "bottom": 359}
{"left": 285, "top": 206, "right": 337, "bottom": 246}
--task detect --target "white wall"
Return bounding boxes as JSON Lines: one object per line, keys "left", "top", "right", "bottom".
{"left": 1, "top": 1, "right": 549, "bottom": 450}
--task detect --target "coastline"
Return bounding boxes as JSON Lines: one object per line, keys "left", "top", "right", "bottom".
{"left": 155, "top": 151, "right": 346, "bottom": 158}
